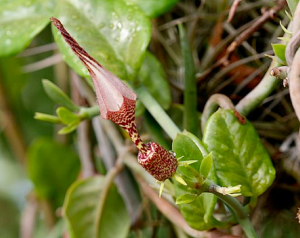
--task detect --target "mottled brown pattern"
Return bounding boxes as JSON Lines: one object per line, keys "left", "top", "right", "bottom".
{"left": 138, "top": 142, "right": 178, "bottom": 181}
{"left": 107, "top": 97, "right": 148, "bottom": 153}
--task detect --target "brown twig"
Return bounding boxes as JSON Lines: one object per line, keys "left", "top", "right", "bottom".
{"left": 227, "top": 0, "right": 242, "bottom": 23}
{"left": 215, "top": 0, "right": 286, "bottom": 69}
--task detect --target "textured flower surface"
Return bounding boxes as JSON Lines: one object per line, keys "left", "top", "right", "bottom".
{"left": 51, "top": 17, "right": 178, "bottom": 182}
{"left": 138, "top": 142, "right": 178, "bottom": 181}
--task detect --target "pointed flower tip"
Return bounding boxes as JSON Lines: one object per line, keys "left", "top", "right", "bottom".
{"left": 50, "top": 17, "right": 137, "bottom": 123}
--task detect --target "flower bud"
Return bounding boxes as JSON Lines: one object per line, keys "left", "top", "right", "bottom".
{"left": 138, "top": 142, "right": 178, "bottom": 181}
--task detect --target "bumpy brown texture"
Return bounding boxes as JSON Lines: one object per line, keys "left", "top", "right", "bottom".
{"left": 138, "top": 142, "right": 178, "bottom": 181}
{"left": 107, "top": 97, "right": 148, "bottom": 153}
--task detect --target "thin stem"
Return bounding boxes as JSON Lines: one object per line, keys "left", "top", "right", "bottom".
{"left": 210, "top": 190, "right": 258, "bottom": 238}
{"left": 201, "top": 94, "right": 235, "bottom": 132}
{"left": 136, "top": 86, "right": 181, "bottom": 140}
{"left": 79, "top": 105, "right": 100, "bottom": 119}
{"left": 179, "top": 24, "right": 199, "bottom": 136}
{"left": 235, "top": 60, "right": 280, "bottom": 116}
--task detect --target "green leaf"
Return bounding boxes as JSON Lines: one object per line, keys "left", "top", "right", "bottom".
{"left": 176, "top": 193, "right": 197, "bottom": 205}
{"left": 138, "top": 52, "right": 171, "bottom": 110}
{"left": 203, "top": 109, "right": 276, "bottom": 199}
{"left": 200, "top": 152, "right": 213, "bottom": 179}
{"left": 0, "top": 0, "right": 54, "bottom": 57}
{"left": 53, "top": 0, "right": 151, "bottom": 80}
{"left": 286, "top": 0, "right": 299, "bottom": 14}
{"left": 64, "top": 176, "right": 130, "bottom": 238}
{"left": 58, "top": 121, "right": 80, "bottom": 134}
{"left": 128, "top": 0, "right": 179, "bottom": 18}
{"left": 27, "top": 138, "right": 80, "bottom": 207}
{"left": 42, "top": 79, "right": 79, "bottom": 112}
{"left": 172, "top": 133, "right": 218, "bottom": 230}
{"left": 272, "top": 44, "right": 287, "bottom": 63}
{"left": 56, "top": 107, "right": 80, "bottom": 125}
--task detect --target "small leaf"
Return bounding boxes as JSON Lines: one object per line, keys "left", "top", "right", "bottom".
{"left": 203, "top": 109, "right": 276, "bottom": 200}
{"left": 58, "top": 121, "right": 80, "bottom": 135}
{"left": 64, "top": 176, "right": 130, "bottom": 238}
{"left": 27, "top": 138, "right": 80, "bottom": 207}
{"left": 173, "top": 173, "right": 187, "bottom": 186}
{"left": 271, "top": 44, "right": 287, "bottom": 64}
{"left": 176, "top": 193, "right": 198, "bottom": 205}
{"left": 42, "top": 79, "right": 79, "bottom": 112}
{"left": 200, "top": 152, "right": 213, "bottom": 179}
{"left": 138, "top": 52, "right": 171, "bottom": 110}
{"left": 56, "top": 107, "right": 80, "bottom": 125}
{"left": 53, "top": 0, "right": 151, "bottom": 80}
{"left": 34, "top": 112, "right": 61, "bottom": 124}
{"left": 0, "top": 0, "right": 54, "bottom": 56}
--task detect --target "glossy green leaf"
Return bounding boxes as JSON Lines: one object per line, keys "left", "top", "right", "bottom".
{"left": 42, "top": 79, "right": 79, "bottom": 112}
{"left": 128, "top": 0, "right": 179, "bottom": 18}
{"left": 138, "top": 52, "right": 171, "bottom": 110}
{"left": 286, "top": 0, "right": 299, "bottom": 14}
{"left": 27, "top": 138, "right": 80, "bottom": 207}
{"left": 203, "top": 109, "right": 276, "bottom": 198}
{"left": 56, "top": 107, "right": 80, "bottom": 125}
{"left": 176, "top": 193, "right": 197, "bottom": 205}
{"left": 172, "top": 133, "right": 218, "bottom": 230}
{"left": 64, "top": 176, "right": 130, "bottom": 238}
{"left": 200, "top": 152, "right": 213, "bottom": 179}
{"left": 53, "top": 0, "right": 151, "bottom": 80}
{"left": 272, "top": 44, "right": 286, "bottom": 63}
{"left": 0, "top": 0, "right": 54, "bottom": 57}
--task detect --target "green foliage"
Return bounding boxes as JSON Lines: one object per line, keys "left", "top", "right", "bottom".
{"left": 203, "top": 109, "right": 276, "bottom": 201}
{"left": 64, "top": 176, "right": 130, "bottom": 238}
{"left": 56, "top": 107, "right": 80, "bottom": 134}
{"left": 0, "top": 0, "right": 54, "bottom": 57}
{"left": 271, "top": 43, "right": 287, "bottom": 64}
{"left": 128, "top": 0, "right": 179, "bottom": 18}
{"left": 42, "top": 79, "right": 79, "bottom": 112}
{"left": 172, "top": 133, "right": 218, "bottom": 230}
{"left": 175, "top": 193, "right": 197, "bottom": 205}
{"left": 53, "top": 0, "right": 152, "bottom": 80}
{"left": 28, "top": 138, "right": 80, "bottom": 207}
{"left": 200, "top": 152, "right": 213, "bottom": 180}
{"left": 138, "top": 52, "right": 171, "bottom": 110}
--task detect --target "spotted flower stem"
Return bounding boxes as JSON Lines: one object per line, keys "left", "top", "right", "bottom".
{"left": 51, "top": 17, "right": 177, "bottom": 181}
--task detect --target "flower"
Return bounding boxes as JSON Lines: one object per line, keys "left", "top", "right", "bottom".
{"left": 51, "top": 17, "right": 178, "bottom": 182}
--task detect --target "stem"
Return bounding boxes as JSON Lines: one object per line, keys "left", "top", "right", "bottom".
{"left": 201, "top": 94, "right": 235, "bottom": 132}
{"left": 210, "top": 190, "right": 258, "bottom": 238}
{"left": 79, "top": 105, "right": 100, "bottom": 119}
{"left": 235, "top": 60, "right": 280, "bottom": 116}
{"left": 179, "top": 24, "right": 199, "bottom": 135}
{"left": 136, "top": 86, "right": 181, "bottom": 140}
